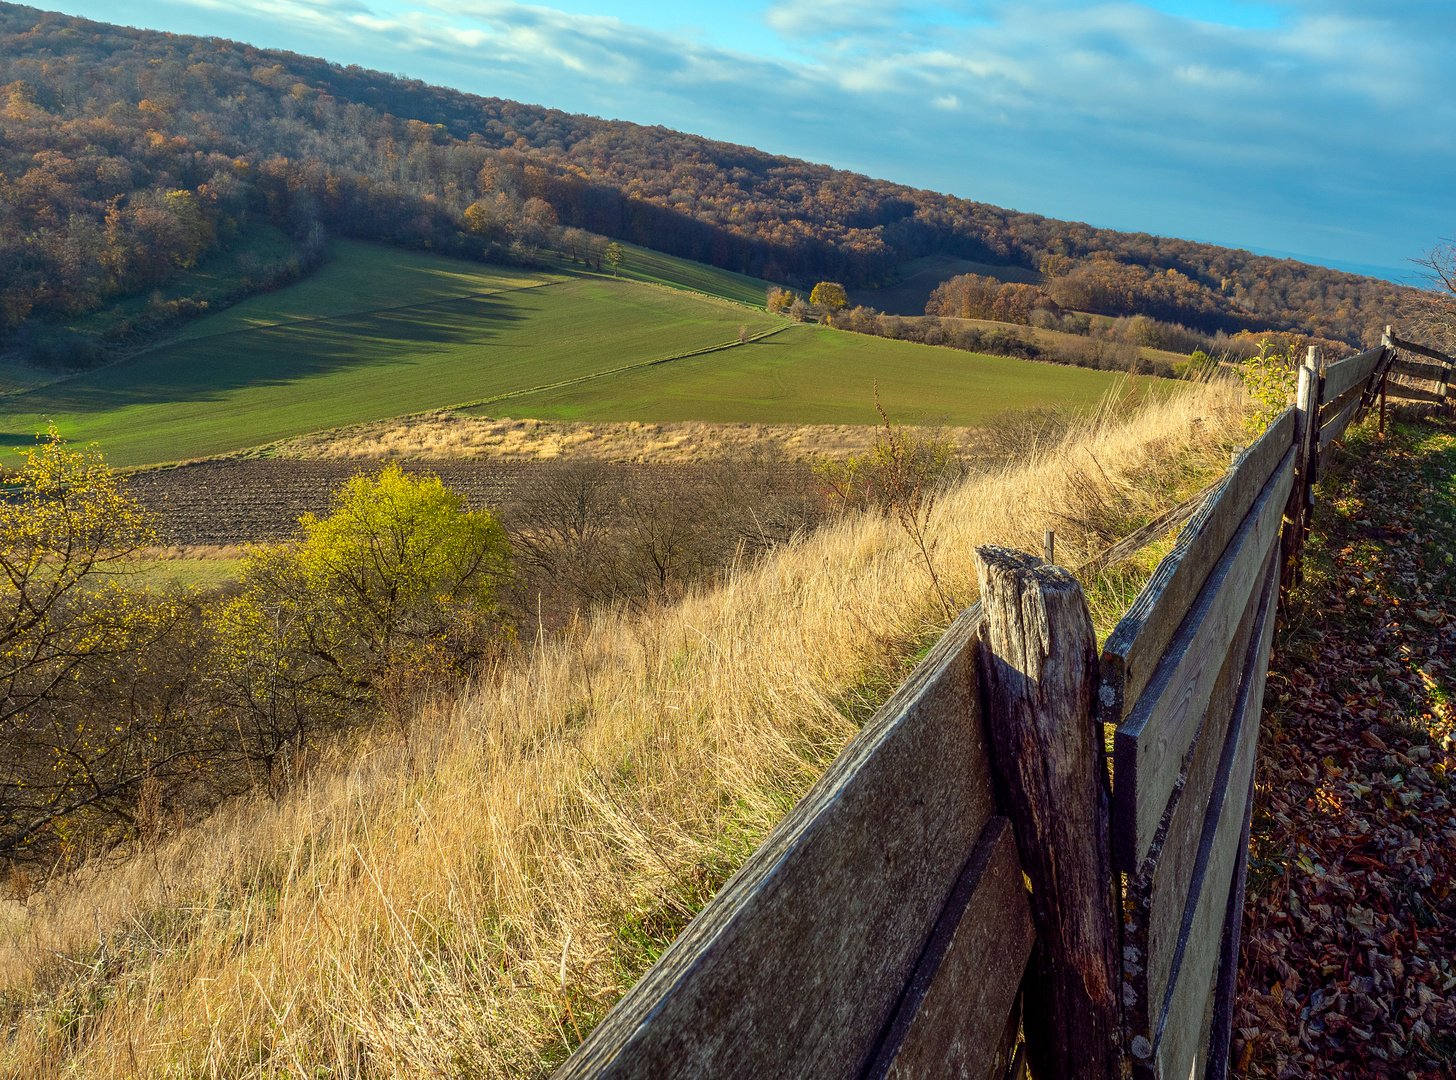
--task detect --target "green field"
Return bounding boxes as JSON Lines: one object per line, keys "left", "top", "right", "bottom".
{"left": 488, "top": 322, "right": 1135, "bottom": 426}
{"left": 1, "top": 240, "right": 1139, "bottom": 467}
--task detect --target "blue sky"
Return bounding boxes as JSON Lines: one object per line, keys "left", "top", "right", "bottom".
{"left": 50, "top": 0, "right": 1455, "bottom": 280}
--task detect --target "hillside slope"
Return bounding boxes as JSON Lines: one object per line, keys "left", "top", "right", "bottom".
{"left": 0, "top": 241, "right": 1138, "bottom": 466}
{"left": 0, "top": 1, "right": 1406, "bottom": 352}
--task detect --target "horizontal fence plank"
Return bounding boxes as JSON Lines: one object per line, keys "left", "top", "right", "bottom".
{"left": 1387, "top": 381, "right": 1447, "bottom": 405}
{"left": 1099, "top": 408, "right": 1295, "bottom": 731}
{"left": 1112, "top": 446, "right": 1293, "bottom": 870}
{"left": 1149, "top": 548, "right": 1278, "bottom": 1080}
{"left": 553, "top": 605, "right": 996, "bottom": 1080}
{"left": 867, "top": 816, "right": 1034, "bottom": 1080}
{"left": 1391, "top": 358, "right": 1450, "bottom": 384}
{"left": 1319, "top": 394, "right": 1364, "bottom": 456}
{"left": 1121, "top": 541, "right": 1269, "bottom": 1061}
{"left": 1077, "top": 481, "right": 1219, "bottom": 577}
{"left": 1321, "top": 345, "right": 1384, "bottom": 402}
{"left": 1391, "top": 334, "right": 1455, "bottom": 365}
{"left": 1318, "top": 379, "right": 1366, "bottom": 428}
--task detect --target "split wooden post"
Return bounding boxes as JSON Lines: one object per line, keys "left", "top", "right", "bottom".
{"left": 974, "top": 546, "right": 1120, "bottom": 1080}
{"left": 1043, "top": 529, "right": 1055, "bottom": 565}
{"left": 1380, "top": 325, "right": 1394, "bottom": 436}
{"left": 1282, "top": 351, "right": 1317, "bottom": 594}
{"left": 1296, "top": 346, "right": 1323, "bottom": 584}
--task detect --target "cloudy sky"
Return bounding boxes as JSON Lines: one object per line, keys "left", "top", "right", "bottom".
{"left": 50, "top": 0, "right": 1455, "bottom": 280}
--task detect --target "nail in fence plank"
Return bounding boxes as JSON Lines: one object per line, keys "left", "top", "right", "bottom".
{"left": 1319, "top": 345, "right": 1384, "bottom": 402}
{"left": 1099, "top": 408, "right": 1295, "bottom": 731}
{"left": 1144, "top": 548, "right": 1278, "bottom": 1080}
{"left": 552, "top": 605, "right": 996, "bottom": 1080}
{"left": 975, "top": 548, "right": 1119, "bottom": 1080}
{"left": 866, "top": 816, "right": 1034, "bottom": 1080}
{"left": 1112, "top": 447, "right": 1293, "bottom": 869}
{"left": 1120, "top": 540, "right": 1270, "bottom": 1063}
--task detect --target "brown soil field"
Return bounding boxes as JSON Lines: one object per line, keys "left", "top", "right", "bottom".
{"left": 122, "top": 459, "right": 727, "bottom": 546}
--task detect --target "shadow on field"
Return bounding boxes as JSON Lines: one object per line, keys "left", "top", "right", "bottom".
{"left": 3, "top": 293, "right": 532, "bottom": 412}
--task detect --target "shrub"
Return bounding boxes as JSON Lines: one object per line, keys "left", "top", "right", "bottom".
{"left": 209, "top": 463, "right": 512, "bottom": 761}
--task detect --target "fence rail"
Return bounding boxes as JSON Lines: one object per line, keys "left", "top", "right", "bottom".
{"left": 553, "top": 326, "right": 1451, "bottom": 1080}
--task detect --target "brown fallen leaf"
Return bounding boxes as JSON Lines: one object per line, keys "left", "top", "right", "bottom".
{"left": 1362, "top": 729, "right": 1389, "bottom": 752}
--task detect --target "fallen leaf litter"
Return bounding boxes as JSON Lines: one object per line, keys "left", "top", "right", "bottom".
{"left": 1236, "top": 412, "right": 1456, "bottom": 1078}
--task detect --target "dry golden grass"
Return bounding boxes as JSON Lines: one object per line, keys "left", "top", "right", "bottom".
{"left": 258, "top": 410, "right": 975, "bottom": 464}
{"left": 127, "top": 544, "right": 247, "bottom": 561}
{"left": 0, "top": 381, "right": 1246, "bottom": 1079}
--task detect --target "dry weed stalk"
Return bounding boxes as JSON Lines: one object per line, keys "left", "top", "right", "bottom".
{"left": 0, "top": 381, "right": 1245, "bottom": 1079}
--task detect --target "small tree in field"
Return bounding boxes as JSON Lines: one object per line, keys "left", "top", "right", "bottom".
{"left": 210, "top": 464, "right": 511, "bottom": 762}
{"left": 815, "top": 386, "right": 958, "bottom": 619}
{"left": 605, "top": 242, "right": 624, "bottom": 276}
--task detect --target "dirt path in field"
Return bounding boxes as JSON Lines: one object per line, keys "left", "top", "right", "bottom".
{"left": 1235, "top": 412, "right": 1456, "bottom": 1078}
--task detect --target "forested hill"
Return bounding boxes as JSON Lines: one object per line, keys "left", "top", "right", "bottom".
{"left": 0, "top": 2, "right": 1407, "bottom": 350}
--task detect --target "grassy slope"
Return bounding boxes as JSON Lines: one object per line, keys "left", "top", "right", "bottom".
{"left": 486, "top": 322, "right": 1137, "bottom": 427}
{"left": 0, "top": 243, "right": 777, "bottom": 466}
{"left": 0, "top": 385, "right": 1248, "bottom": 1080}
{"left": 599, "top": 240, "right": 771, "bottom": 307}
{"left": 0, "top": 240, "right": 1137, "bottom": 466}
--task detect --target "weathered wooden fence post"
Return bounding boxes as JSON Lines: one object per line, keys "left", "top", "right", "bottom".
{"left": 974, "top": 546, "right": 1120, "bottom": 1080}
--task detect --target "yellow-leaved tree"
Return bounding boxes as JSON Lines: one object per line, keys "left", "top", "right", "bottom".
{"left": 208, "top": 463, "right": 512, "bottom": 766}
{"left": 0, "top": 428, "right": 210, "bottom": 864}
{"left": 809, "top": 281, "right": 848, "bottom": 311}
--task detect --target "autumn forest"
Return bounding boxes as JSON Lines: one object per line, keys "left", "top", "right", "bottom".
{"left": 0, "top": 1, "right": 1410, "bottom": 366}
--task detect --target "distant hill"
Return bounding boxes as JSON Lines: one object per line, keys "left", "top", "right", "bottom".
{"left": 0, "top": 2, "right": 1408, "bottom": 350}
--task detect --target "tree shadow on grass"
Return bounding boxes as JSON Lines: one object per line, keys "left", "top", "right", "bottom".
{"left": 4, "top": 293, "right": 532, "bottom": 413}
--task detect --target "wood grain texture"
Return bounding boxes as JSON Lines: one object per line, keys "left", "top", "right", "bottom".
{"left": 1320, "top": 345, "right": 1384, "bottom": 401}
{"left": 975, "top": 547, "right": 1119, "bottom": 1080}
{"left": 867, "top": 816, "right": 1035, "bottom": 1080}
{"left": 1319, "top": 395, "right": 1363, "bottom": 457}
{"left": 552, "top": 604, "right": 995, "bottom": 1080}
{"left": 1077, "top": 481, "right": 1220, "bottom": 577}
{"left": 1390, "top": 358, "right": 1450, "bottom": 384}
{"left": 1119, "top": 542, "right": 1269, "bottom": 1060}
{"left": 1099, "top": 409, "right": 1294, "bottom": 732}
{"left": 1387, "top": 381, "right": 1447, "bottom": 405}
{"left": 1149, "top": 549, "right": 1278, "bottom": 1080}
{"left": 1206, "top": 770, "right": 1257, "bottom": 1080}
{"left": 1112, "top": 448, "right": 1292, "bottom": 870}
{"left": 1318, "top": 380, "right": 1366, "bottom": 428}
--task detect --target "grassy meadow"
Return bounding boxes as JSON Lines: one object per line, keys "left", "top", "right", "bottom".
{"left": 2, "top": 240, "right": 1142, "bottom": 467}
{"left": 0, "top": 381, "right": 1248, "bottom": 1079}
{"left": 485, "top": 321, "right": 1138, "bottom": 426}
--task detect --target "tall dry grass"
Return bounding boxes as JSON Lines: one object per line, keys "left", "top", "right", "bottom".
{"left": 261, "top": 410, "right": 976, "bottom": 465}
{"left": 0, "top": 379, "right": 1246, "bottom": 1079}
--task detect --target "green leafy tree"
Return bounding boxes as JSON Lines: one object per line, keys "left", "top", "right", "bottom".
{"left": 1238, "top": 339, "right": 1299, "bottom": 434}
{"left": 605, "top": 241, "right": 624, "bottom": 276}
{"left": 209, "top": 464, "right": 512, "bottom": 762}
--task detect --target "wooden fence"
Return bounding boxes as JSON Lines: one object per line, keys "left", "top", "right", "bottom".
{"left": 552, "top": 329, "right": 1447, "bottom": 1080}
